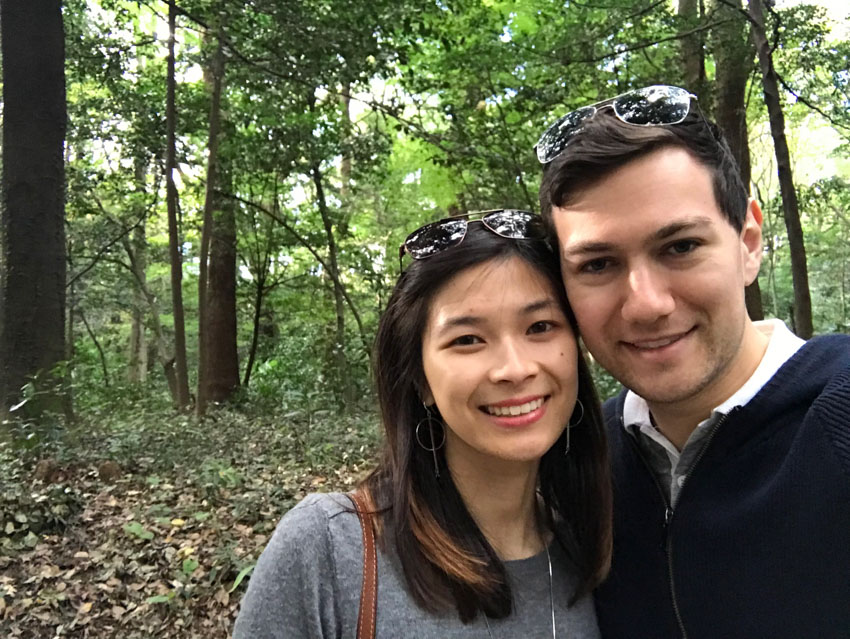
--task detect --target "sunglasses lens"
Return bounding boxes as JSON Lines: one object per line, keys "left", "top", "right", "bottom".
{"left": 535, "top": 106, "right": 597, "bottom": 164}
{"left": 483, "top": 209, "right": 546, "bottom": 239}
{"left": 613, "top": 85, "right": 691, "bottom": 126}
{"left": 404, "top": 218, "right": 467, "bottom": 259}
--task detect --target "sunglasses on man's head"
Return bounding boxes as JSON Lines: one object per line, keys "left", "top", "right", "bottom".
{"left": 398, "top": 209, "right": 546, "bottom": 265}
{"left": 535, "top": 85, "right": 700, "bottom": 164}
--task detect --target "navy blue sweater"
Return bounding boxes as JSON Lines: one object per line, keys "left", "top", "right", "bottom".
{"left": 594, "top": 335, "right": 850, "bottom": 639}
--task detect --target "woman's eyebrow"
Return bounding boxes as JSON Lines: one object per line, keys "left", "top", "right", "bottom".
{"left": 522, "top": 299, "right": 557, "bottom": 315}
{"left": 437, "top": 315, "right": 484, "bottom": 334}
{"left": 435, "top": 298, "right": 556, "bottom": 336}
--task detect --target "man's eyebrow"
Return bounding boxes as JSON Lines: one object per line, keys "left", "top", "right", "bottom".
{"left": 435, "top": 299, "right": 556, "bottom": 335}
{"left": 562, "top": 241, "right": 613, "bottom": 259}
{"left": 562, "top": 216, "right": 716, "bottom": 259}
{"left": 653, "top": 217, "right": 714, "bottom": 240}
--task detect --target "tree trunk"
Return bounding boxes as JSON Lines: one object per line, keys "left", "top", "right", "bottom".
{"left": 312, "top": 164, "right": 355, "bottom": 408}
{"left": 203, "top": 164, "right": 239, "bottom": 404}
{"left": 711, "top": 0, "right": 764, "bottom": 320}
{"left": 0, "top": 0, "right": 67, "bottom": 420}
{"left": 678, "top": 0, "right": 705, "bottom": 94}
{"left": 197, "top": 36, "right": 237, "bottom": 416}
{"left": 128, "top": 222, "right": 149, "bottom": 383}
{"left": 79, "top": 310, "right": 109, "bottom": 387}
{"left": 165, "top": 0, "right": 192, "bottom": 408}
{"left": 340, "top": 83, "right": 352, "bottom": 199}
{"left": 128, "top": 159, "right": 149, "bottom": 383}
{"left": 747, "top": 0, "right": 813, "bottom": 338}
{"left": 243, "top": 269, "right": 267, "bottom": 389}
{"left": 122, "top": 236, "right": 178, "bottom": 401}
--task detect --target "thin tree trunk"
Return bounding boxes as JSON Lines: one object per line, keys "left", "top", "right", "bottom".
{"left": 128, "top": 222, "right": 149, "bottom": 382}
{"left": 0, "top": 0, "right": 67, "bottom": 420}
{"left": 312, "top": 163, "right": 355, "bottom": 408}
{"left": 222, "top": 191, "right": 371, "bottom": 354}
{"left": 678, "top": 0, "right": 705, "bottom": 93}
{"left": 165, "top": 0, "right": 191, "bottom": 407}
{"left": 79, "top": 310, "right": 109, "bottom": 387}
{"left": 712, "top": 0, "right": 764, "bottom": 320}
{"left": 340, "top": 83, "right": 352, "bottom": 199}
{"left": 197, "top": 36, "right": 226, "bottom": 416}
{"left": 747, "top": 0, "right": 813, "bottom": 337}
{"left": 122, "top": 236, "right": 178, "bottom": 401}
{"left": 129, "top": 158, "right": 149, "bottom": 382}
{"left": 243, "top": 271, "right": 267, "bottom": 389}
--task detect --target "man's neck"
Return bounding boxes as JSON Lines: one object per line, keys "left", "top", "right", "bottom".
{"left": 648, "top": 321, "right": 770, "bottom": 450}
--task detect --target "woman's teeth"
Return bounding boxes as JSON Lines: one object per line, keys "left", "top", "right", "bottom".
{"left": 485, "top": 397, "right": 544, "bottom": 417}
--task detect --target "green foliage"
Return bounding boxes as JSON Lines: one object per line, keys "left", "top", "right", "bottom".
{"left": 4, "top": 1, "right": 850, "bottom": 635}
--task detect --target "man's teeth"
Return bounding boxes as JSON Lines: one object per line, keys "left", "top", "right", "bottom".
{"left": 486, "top": 397, "right": 544, "bottom": 417}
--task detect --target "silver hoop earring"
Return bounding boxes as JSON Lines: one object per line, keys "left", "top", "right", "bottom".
{"left": 415, "top": 404, "right": 446, "bottom": 478}
{"left": 569, "top": 399, "right": 585, "bottom": 427}
{"left": 565, "top": 399, "right": 584, "bottom": 456}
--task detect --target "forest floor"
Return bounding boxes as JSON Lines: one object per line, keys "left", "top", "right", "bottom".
{"left": 0, "top": 401, "right": 380, "bottom": 639}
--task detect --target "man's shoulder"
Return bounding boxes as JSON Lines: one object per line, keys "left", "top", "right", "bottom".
{"left": 777, "top": 333, "right": 850, "bottom": 388}
{"left": 602, "top": 389, "right": 628, "bottom": 421}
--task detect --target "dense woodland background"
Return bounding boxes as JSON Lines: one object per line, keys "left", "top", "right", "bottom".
{"left": 1, "top": 0, "right": 848, "bottom": 636}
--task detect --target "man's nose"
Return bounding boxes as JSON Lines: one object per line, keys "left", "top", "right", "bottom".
{"left": 620, "top": 265, "right": 675, "bottom": 324}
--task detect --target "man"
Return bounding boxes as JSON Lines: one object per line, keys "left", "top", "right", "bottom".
{"left": 537, "top": 85, "right": 850, "bottom": 638}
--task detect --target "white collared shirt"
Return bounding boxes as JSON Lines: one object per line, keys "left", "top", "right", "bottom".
{"left": 622, "top": 319, "right": 805, "bottom": 505}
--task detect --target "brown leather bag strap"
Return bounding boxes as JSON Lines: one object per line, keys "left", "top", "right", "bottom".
{"left": 349, "top": 491, "right": 377, "bottom": 639}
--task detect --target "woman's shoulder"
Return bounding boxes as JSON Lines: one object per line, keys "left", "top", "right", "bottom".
{"left": 233, "top": 492, "right": 362, "bottom": 637}
{"left": 290, "top": 491, "right": 356, "bottom": 518}
{"left": 272, "top": 491, "right": 360, "bottom": 546}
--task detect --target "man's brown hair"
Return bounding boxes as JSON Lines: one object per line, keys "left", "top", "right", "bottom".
{"left": 539, "top": 109, "right": 749, "bottom": 232}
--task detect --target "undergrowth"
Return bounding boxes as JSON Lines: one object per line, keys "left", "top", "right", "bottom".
{"left": 0, "top": 386, "right": 381, "bottom": 639}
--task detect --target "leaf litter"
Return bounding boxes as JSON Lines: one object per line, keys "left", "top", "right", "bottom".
{"left": 1, "top": 408, "right": 379, "bottom": 638}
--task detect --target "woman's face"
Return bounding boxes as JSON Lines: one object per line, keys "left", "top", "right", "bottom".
{"left": 421, "top": 256, "right": 578, "bottom": 475}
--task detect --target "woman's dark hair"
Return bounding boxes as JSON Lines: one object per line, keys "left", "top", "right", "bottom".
{"left": 540, "top": 109, "right": 749, "bottom": 232}
{"left": 361, "top": 221, "right": 612, "bottom": 623}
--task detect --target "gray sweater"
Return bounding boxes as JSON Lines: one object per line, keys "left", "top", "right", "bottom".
{"left": 233, "top": 492, "right": 600, "bottom": 638}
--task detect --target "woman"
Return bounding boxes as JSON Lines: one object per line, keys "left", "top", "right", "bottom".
{"left": 234, "top": 209, "right": 612, "bottom": 638}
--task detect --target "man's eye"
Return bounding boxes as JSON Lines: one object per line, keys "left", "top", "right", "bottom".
{"left": 580, "top": 257, "right": 610, "bottom": 274}
{"left": 528, "top": 320, "right": 554, "bottom": 335}
{"left": 450, "top": 335, "right": 482, "bottom": 346}
{"left": 667, "top": 239, "right": 700, "bottom": 255}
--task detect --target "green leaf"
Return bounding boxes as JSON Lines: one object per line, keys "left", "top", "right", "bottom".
{"left": 182, "top": 558, "right": 199, "bottom": 576}
{"left": 124, "top": 521, "right": 154, "bottom": 540}
{"left": 146, "top": 591, "right": 175, "bottom": 604}
{"left": 228, "top": 564, "right": 255, "bottom": 593}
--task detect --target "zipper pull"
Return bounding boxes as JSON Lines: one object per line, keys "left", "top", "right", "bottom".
{"left": 664, "top": 506, "right": 673, "bottom": 526}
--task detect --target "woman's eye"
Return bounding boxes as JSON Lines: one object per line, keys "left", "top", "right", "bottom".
{"left": 528, "top": 320, "right": 554, "bottom": 335}
{"left": 450, "top": 335, "right": 482, "bottom": 346}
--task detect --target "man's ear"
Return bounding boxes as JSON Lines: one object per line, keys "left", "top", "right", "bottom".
{"left": 748, "top": 197, "right": 763, "bottom": 226}
{"left": 741, "top": 198, "right": 763, "bottom": 286}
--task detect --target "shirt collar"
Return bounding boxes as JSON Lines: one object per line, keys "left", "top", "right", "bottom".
{"left": 622, "top": 319, "right": 805, "bottom": 432}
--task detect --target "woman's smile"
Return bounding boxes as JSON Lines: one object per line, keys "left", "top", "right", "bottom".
{"left": 421, "top": 256, "right": 579, "bottom": 470}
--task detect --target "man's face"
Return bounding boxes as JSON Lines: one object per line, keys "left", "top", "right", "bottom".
{"left": 552, "top": 147, "right": 763, "bottom": 410}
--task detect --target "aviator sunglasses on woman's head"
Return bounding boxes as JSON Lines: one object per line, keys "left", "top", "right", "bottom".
{"left": 398, "top": 209, "right": 546, "bottom": 266}
{"left": 535, "top": 85, "right": 704, "bottom": 164}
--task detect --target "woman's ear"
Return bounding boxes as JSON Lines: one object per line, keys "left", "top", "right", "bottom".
{"left": 422, "top": 390, "right": 434, "bottom": 407}
{"left": 420, "top": 382, "right": 434, "bottom": 407}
